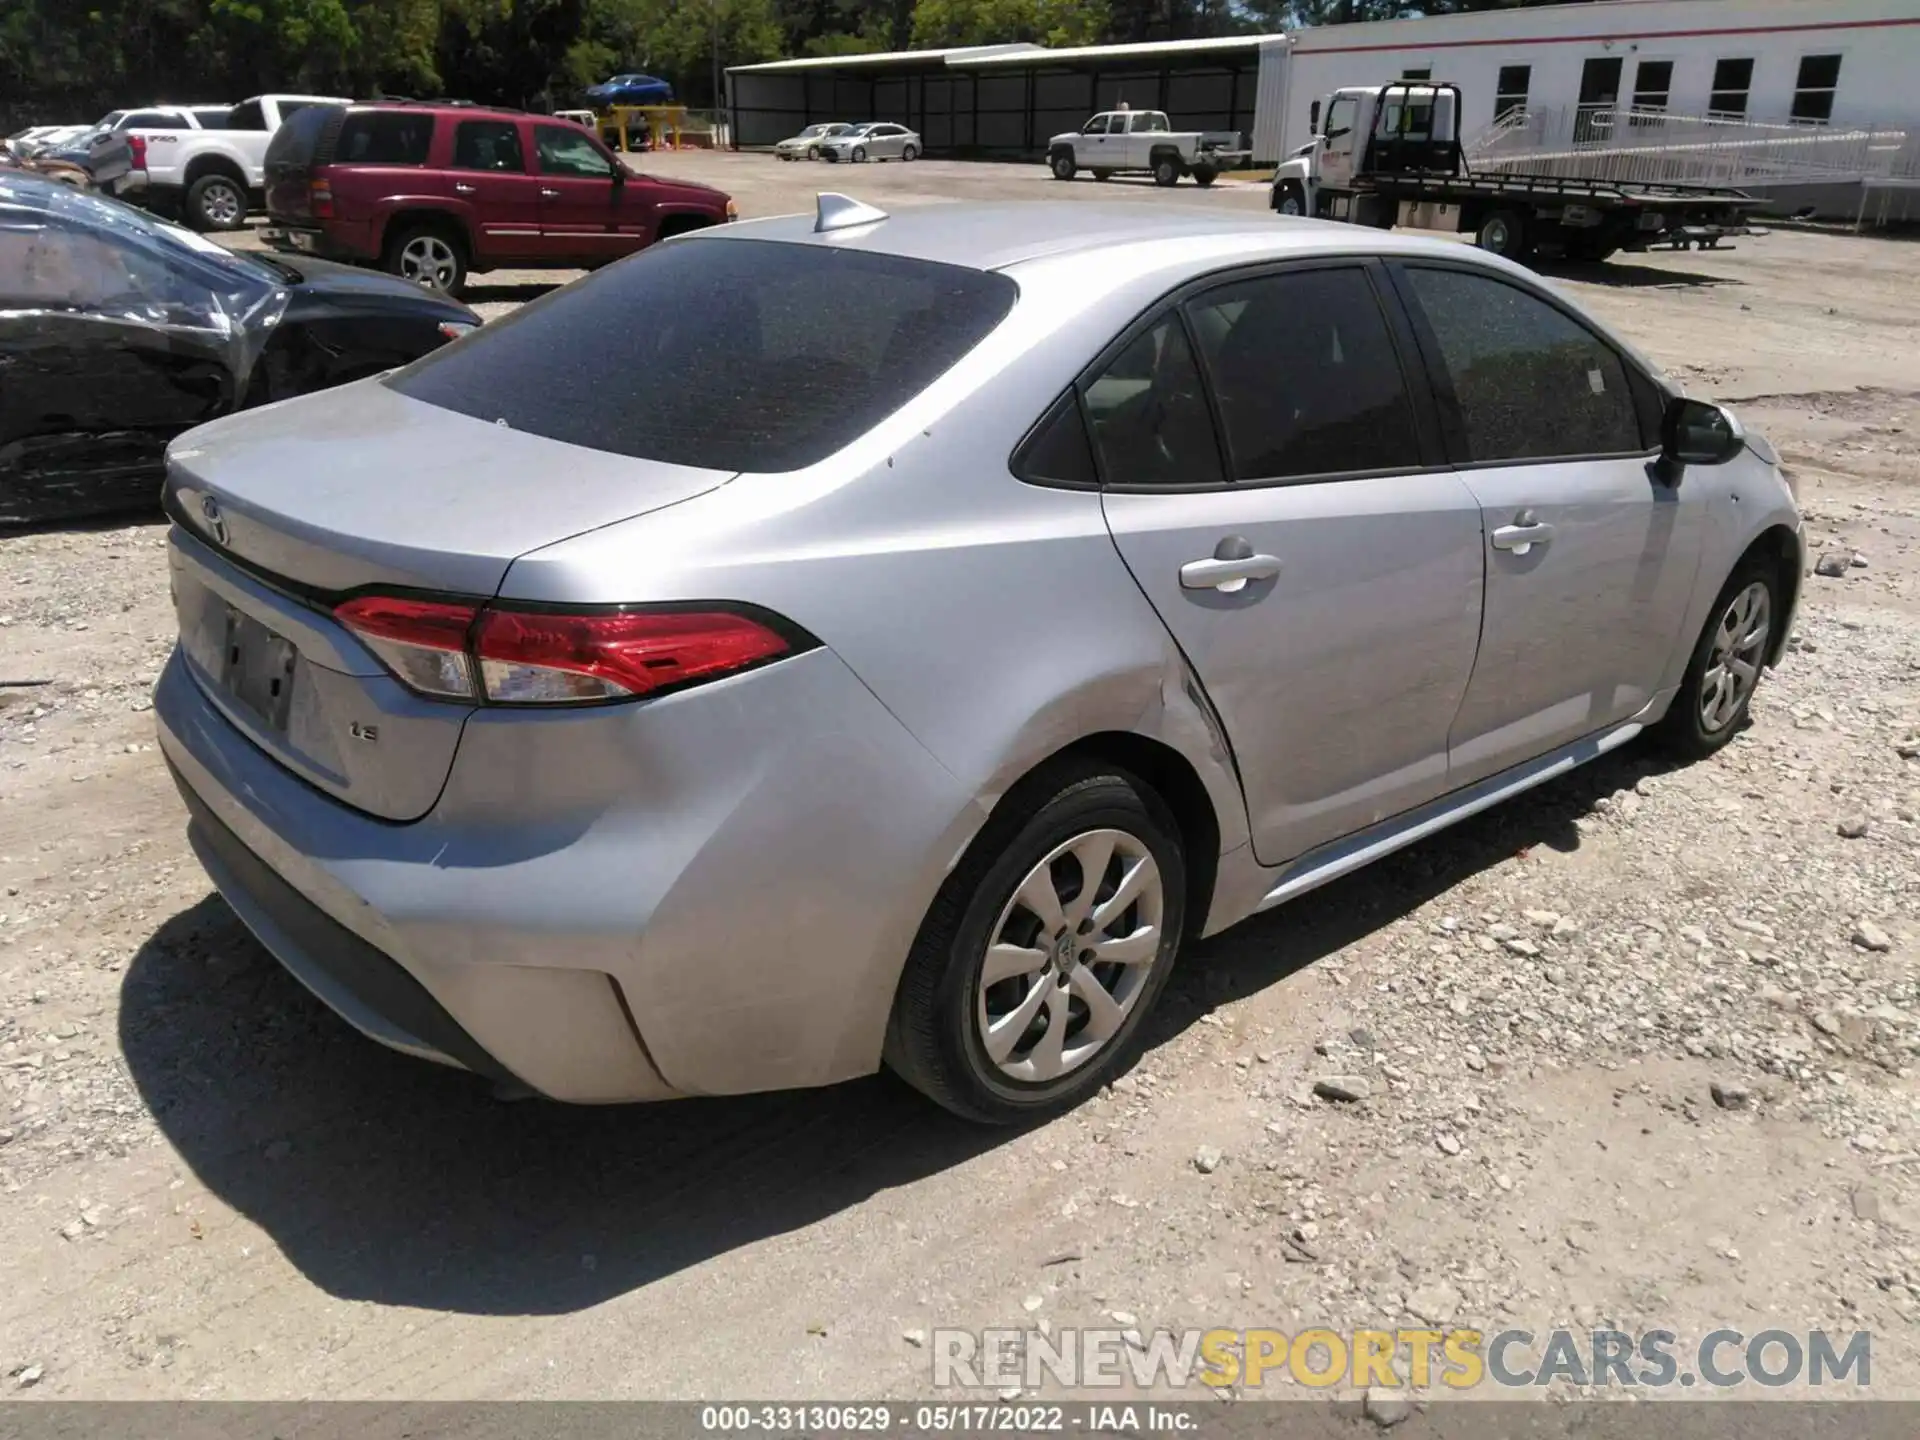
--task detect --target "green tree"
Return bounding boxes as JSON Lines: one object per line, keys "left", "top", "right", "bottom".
{"left": 911, "top": 0, "right": 1109, "bottom": 49}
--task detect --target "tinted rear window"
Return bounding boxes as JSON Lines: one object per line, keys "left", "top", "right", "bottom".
{"left": 336, "top": 111, "right": 434, "bottom": 165}
{"left": 265, "top": 103, "right": 340, "bottom": 172}
{"left": 387, "top": 238, "right": 1019, "bottom": 473}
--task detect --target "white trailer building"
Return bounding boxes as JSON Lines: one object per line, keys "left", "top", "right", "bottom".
{"left": 728, "top": 0, "right": 1920, "bottom": 213}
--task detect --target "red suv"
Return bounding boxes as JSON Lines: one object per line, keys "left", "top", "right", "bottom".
{"left": 263, "top": 102, "right": 736, "bottom": 295}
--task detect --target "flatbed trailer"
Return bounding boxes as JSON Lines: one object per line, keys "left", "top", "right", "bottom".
{"left": 1271, "top": 82, "right": 1762, "bottom": 264}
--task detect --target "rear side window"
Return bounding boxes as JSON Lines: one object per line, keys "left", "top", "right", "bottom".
{"left": 388, "top": 238, "right": 1018, "bottom": 473}
{"left": 191, "top": 107, "right": 232, "bottom": 129}
{"left": 1185, "top": 267, "right": 1422, "bottom": 481}
{"left": 454, "top": 120, "right": 525, "bottom": 172}
{"left": 1400, "top": 266, "right": 1642, "bottom": 462}
{"left": 122, "top": 111, "right": 187, "bottom": 130}
{"left": 229, "top": 100, "right": 266, "bottom": 130}
{"left": 1082, "top": 314, "right": 1223, "bottom": 488}
{"left": 336, "top": 111, "right": 434, "bottom": 165}
{"left": 1013, "top": 392, "right": 1097, "bottom": 487}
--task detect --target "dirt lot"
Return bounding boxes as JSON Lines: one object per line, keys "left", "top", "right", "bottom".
{"left": 3, "top": 153, "right": 1919, "bottom": 1406}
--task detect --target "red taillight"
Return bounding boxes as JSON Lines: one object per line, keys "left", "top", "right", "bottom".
{"left": 334, "top": 596, "right": 800, "bottom": 707}
{"left": 334, "top": 595, "right": 479, "bottom": 700}
{"left": 310, "top": 177, "right": 334, "bottom": 218}
{"left": 127, "top": 135, "right": 147, "bottom": 169}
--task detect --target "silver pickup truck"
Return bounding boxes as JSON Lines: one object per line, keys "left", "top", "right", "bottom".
{"left": 1047, "top": 109, "right": 1250, "bottom": 188}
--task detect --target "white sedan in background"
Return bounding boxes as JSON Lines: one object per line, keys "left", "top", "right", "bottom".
{"left": 818, "top": 122, "right": 920, "bottom": 163}
{"left": 774, "top": 123, "right": 853, "bottom": 160}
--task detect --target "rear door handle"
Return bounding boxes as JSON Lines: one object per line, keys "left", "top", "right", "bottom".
{"left": 454, "top": 182, "right": 476, "bottom": 194}
{"left": 540, "top": 187, "right": 561, "bottom": 199}
{"left": 1490, "top": 509, "right": 1554, "bottom": 555}
{"left": 1180, "top": 545, "right": 1282, "bottom": 593}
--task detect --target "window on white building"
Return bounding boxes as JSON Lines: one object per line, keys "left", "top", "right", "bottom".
{"left": 1709, "top": 58, "right": 1753, "bottom": 118}
{"left": 1494, "top": 65, "right": 1530, "bottom": 121}
{"left": 1631, "top": 60, "right": 1672, "bottom": 112}
{"left": 1791, "top": 54, "right": 1843, "bottom": 123}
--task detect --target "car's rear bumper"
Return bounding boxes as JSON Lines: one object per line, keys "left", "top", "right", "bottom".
{"left": 262, "top": 223, "right": 377, "bottom": 264}
{"left": 154, "top": 626, "right": 979, "bottom": 1102}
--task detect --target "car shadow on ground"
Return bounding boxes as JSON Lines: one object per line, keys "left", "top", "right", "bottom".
{"left": 119, "top": 738, "right": 1684, "bottom": 1317}
{"left": 460, "top": 280, "right": 566, "bottom": 305}
{"left": 1539, "top": 257, "right": 1741, "bottom": 289}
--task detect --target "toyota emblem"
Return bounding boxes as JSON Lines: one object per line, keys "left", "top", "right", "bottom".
{"left": 199, "top": 494, "right": 229, "bottom": 547}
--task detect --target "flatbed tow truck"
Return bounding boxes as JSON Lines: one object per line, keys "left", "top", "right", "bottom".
{"left": 1270, "top": 82, "right": 1762, "bottom": 263}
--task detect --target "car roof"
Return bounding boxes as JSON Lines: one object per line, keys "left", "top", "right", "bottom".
{"left": 343, "top": 101, "right": 532, "bottom": 123}
{"left": 709, "top": 200, "right": 1483, "bottom": 274}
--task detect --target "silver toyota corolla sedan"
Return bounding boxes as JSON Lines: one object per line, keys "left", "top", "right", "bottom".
{"left": 154, "top": 197, "right": 1803, "bottom": 1123}
{"left": 774, "top": 122, "right": 852, "bottom": 160}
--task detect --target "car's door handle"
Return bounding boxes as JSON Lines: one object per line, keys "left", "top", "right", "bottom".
{"left": 1180, "top": 538, "right": 1282, "bottom": 593}
{"left": 540, "top": 187, "right": 561, "bottom": 199}
{"left": 454, "top": 182, "right": 476, "bottom": 194}
{"left": 1490, "top": 509, "right": 1554, "bottom": 554}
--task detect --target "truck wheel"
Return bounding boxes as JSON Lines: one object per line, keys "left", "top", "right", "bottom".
{"left": 1273, "top": 181, "right": 1306, "bottom": 216}
{"left": 185, "top": 173, "right": 247, "bottom": 232}
{"left": 1192, "top": 166, "right": 1218, "bottom": 188}
{"left": 1566, "top": 233, "right": 1620, "bottom": 263}
{"left": 1050, "top": 151, "right": 1077, "bottom": 182}
{"left": 1475, "top": 209, "right": 1530, "bottom": 262}
{"left": 1152, "top": 157, "right": 1181, "bottom": 188}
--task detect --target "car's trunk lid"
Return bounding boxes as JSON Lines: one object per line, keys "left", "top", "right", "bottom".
{"left": 164, "top": 381, "right": 735, "bottom": 821}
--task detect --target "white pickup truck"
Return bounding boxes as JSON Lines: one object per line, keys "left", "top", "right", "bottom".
{"left": 123, "top": 93, "right": 347, "bottom": 231}
{"left": 1047, "top": 109, "right": 1249, "bottom": 188}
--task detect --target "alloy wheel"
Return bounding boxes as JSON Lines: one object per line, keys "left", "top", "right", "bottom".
{"left": 975, "top": 828, "right": 1164, "bottom": 1084}
{"left": 399, "top": 235, "right": 458, "bottom": 292}
{"left": 1699, "top": 580, "right": 1771, "bottom": 733}
{"left": 200, "top": 179, "right": 243, "bottom": 228}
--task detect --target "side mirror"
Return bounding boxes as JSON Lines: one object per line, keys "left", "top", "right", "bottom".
{"left": 1656, "top": 397, "right": 1744, "bottom": 483}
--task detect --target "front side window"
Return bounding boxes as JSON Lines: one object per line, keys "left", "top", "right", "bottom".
{"left": 1401, "top": 266, "right": 1643, "bottom": 463}
{"left": 1082, "top": 314, "right": 1222, "bottom": 488}
{"left": 453, "top": 120, "right": 525, "bottom": 173}
{"left": 535, "top": 125, "right": 614, "bottom": 178}
{"left": 1324, "top": 96, "right": 1358, "bottom": 139}
{"left": 1083, "top": 115, "right": 1110, "bottom": 135}
{"left": 1186, "top": 268, "right": 1422, "bottom": 482}
{"left": 388, "top": 239, "right": 1017, "bottom": 473}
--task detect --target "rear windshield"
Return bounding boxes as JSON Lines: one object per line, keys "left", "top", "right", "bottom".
{"left": 387, "top": 237, "right": 1019, "bottom": 472}
{"left": 264, "top": 103, "right": 340, "bottom": 172}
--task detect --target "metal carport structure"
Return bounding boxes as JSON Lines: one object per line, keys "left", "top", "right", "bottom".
{"left": 728, "top": 36, "right": 1278, "bottom": 161}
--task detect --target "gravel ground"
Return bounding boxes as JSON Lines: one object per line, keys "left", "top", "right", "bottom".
{"left": 1, "top": 157, "right": 1918, "bottom": 1407}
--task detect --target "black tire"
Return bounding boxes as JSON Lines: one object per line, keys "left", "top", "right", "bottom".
{"left": 1566, "top": 232, "right": 1620, "bottom": 262}
{"left": 1474, "top": 208, "right": 1531, "bottom": 261}
{"left": 1273, "top": 180, "right": 1307, "bottom": 216}
{"left": 852, "top": 145, "right": 868, "bottom": 163}
{"left": 185, "top": 172, "right": 247, "bottom": 232}
{"left": 1192, "top": 166, "right": 1218, "bottom": 188}
{"left": 1152, "top": 156, "right": 1181, "bottom": 187}
{"left": 885, "top": 761, "right": 1188, "bottom": 1125}
{"left": 383, "top": 221, "right": 467, "bottom": 297}
{"left": 902, "top": 143, "right": 918, "bottom": 162}
{"left": 1653, "top": 558, "right": 1781, "bottom": 761}
{"left": 1050, "top": 151, "right": 1076, "bottom": 182}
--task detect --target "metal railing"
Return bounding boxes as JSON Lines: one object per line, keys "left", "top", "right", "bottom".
{"left": 1464, "top": 103, "right": 1919, "bottom": 191}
